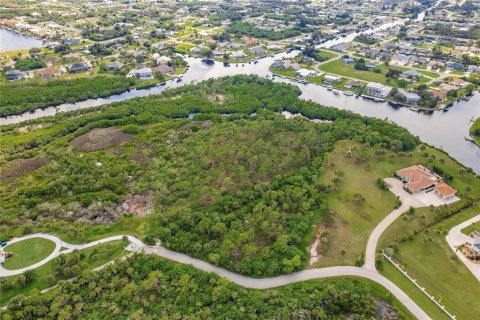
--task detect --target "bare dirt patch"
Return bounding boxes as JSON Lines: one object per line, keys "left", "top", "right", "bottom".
{"left": 70, "top": 127, "right": 132, "bottom": 152}
{"left": 18, "top": 124, "right": 45, "bottom": 133}
{"left": 116, "top": 193, "right": 155, "bottom": 216}
{"left": 0, "top": 157, "right": 50, "bottom": 183}
{"left": 208, "top": 94, "right": 226, "bottom": 104}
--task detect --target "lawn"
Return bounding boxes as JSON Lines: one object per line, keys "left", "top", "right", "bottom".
{"left": 2, "top": 238, "right": 56, "bottom": 270}
{"left": 0, "top": 240, "right": 127, "bottom": 306}
{"left": 381, "top": 263, "right": 450, "bottom": 320}
{"left": 317, "top": 60, "right": 434, "bottom": 88}
{"left": 314, "top": 140, "right": 480, "bottom": 268}
{"left": 461, "top": 220, "right": 480, "bottom": 236}
{"left": 380, "top": 205, "right": 480, "bottom": 320}
{"left": 313, "top": 140, "right": 399, "bottom": 267}
{"left": 470, "top": 117, "right": 480, "bottom": 145}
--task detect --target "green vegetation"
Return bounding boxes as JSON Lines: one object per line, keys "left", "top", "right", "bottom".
{"left": 2, "top": 238, "right": 56, "bottom": 270}
{"left": 0, "top": 75, "right": 419, "bottom": 278}
{"left": 14, "top": 57, "right": 46, "bottom": 71}
{"left": 380, "top": 204, "right": 480, "bottom": 320}
{"left": 1, "top": 254, "right": 412, "bottom": 320}
{"left": 461, "top": 220, "right": 479, "bottom": 236}
{"left": 318, "top": 60, "right": 433, "bottom": 87}
{"left": 470, "top": 117, "right": 480, "bottom": 145}
{"left": 0, "top": 76, "right": 135, "bottom": 117}
{"left": 227, "top": 22, "right": 308, "bottom": 40}
{"left": 0, "top": 240, "right": 127, "bottom": 306}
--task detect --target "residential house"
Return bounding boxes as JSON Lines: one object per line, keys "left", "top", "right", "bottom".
{"left": 446, "top": 62, "right": 464, "bottom": 71}
{"left": 62, "top": 53, "right": 83, "bottom": 61}
{"left": 296, "top": 68, "right": 317, "bottom": 78}
{"left": 128, "top": 67, "right": 153, "bottom": 80}
{"left": 395, "top": 165, "right": 440, "bottom": 193}
{"left": 364, "top": 82, "right": 392, "bottom": 98}
{"left": 345, "top": 80, "right": 362, "bottom": 89}
{"left": 467, "top": 65, "right": 480, "bottom": 74}
{"left": 224, "top": 42, "right": 243, "bottom": 49}
{"left": 68, "top": 62, "right": 90, "bottom": 73}
{"left": 434, "top": 182, "right": 457, "bottom": 200}
{"left": 343, "top": 58, "right": 355, "bottom": 64}
{"left": 245, "top": 38, "right": 257, "bottom": 46}
{"left": 401, "top": 69, "right": 422, "bottom": 80}
{"left": 451, "top": 78, "right": 469, "bottom": 88}
{"left": 231, "top": 51, "right": 246, "bottom": 59}
{"left": 43, "top": 56, "right": 59, "bottom": 67}
{"left": 439, "top": 83, "right": 457, "bottom": 94}
{"left": 5, "top": 70, "right": 23, "bottom": 81}
{"left": 37, "top": 66, "right": 62, "bottom": 79}
{"left": 152, "top": 64, "right": 173, "bottom": 75}
{"left": 399, "top": 89, "right": 421, "bottom": 104}
{"left": 106, "top": 61, "right": 124, "bottom": 71}
{"left": 431, "top": 91, "right": 446, "bottom": 101}
{"left": 391, "top": 53, "right": 410, "bottom": 66}
{"left": 190, "top": 47, "right": 202, "bottom": 54}
{"left": 250, "top": 47, "right": 266, "bottom": 56}
{"left": 330, "top": 42, "right": 352, "bottom": 52}
{"left": 323, "top": 74, "right": 342, "bottom": 83}
{"left": 365, "top": 62, "right": 377, "bottom": 69}
{"left": 379, "top": 52, "right": 390, "bottom": 60}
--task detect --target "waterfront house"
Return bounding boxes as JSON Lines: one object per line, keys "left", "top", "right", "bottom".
{"left": 128, "top": 67, "right": 153, "bottom": 80}
{"left": 323, "top": 74, "right": 342, "bottom": 83}
{"left": 250, "top": 47, "right": 266, "bottom": 56}
{"left": 345, "top": 80, "right": 362, "bottom": 89}
{"left": 296, "top": 68, "right": 317, "bottom": 78}
{"left": 438, "top": 83, "right": 457, "bottom": 94}
{"left": 399, "top": 90, "right": 421, "bottom": 104}
{"left": 395, "top": 165, "right": 440, "bottom": 193}
{"left": 152, "top": 64, "right": 173, "bottom": 75}
{"left": 231, "top": 51, "right": 246, "bottom": 59}
{"left": 364, "top": 82, "right": 392, "bottom": 98}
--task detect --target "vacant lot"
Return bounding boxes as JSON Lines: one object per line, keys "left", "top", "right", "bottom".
{"left": 381, "top": 206, "right": 480, "bottom": 320}
{"left": 3, "top": 237, "right": 56, "bottom": 270}
{"left": 70, "top": 127, "right": 132, "bottom": 152}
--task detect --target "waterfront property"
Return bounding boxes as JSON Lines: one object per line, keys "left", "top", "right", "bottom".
{"left": 364, "top": 82, "right": 392, "bottom": 98}
{"left": 395, "top": 165, "right": 457, "bottom": 200}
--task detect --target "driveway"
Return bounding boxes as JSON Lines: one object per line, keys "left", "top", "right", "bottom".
{"left": 364, "top": 178, "right": 427, "bottom": 270}
{"left": 445, "top": 214, "right": 480, "bottom": 281}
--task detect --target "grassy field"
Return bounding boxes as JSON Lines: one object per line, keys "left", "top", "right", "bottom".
{"left": 380, "top": 205, "right": 480, "bottom": 320}
{"left": 313, "top": 140, "right": 398, "bottom": 267}
{"left": 461, "top": 220, "right": 480, "bottom": 236}
{"left": 313, "top": 140, "right": 480, "bottom": 268}
{"left": 470, "top": 117, "right": 480, "bottom": 145}
{"left": 3, "top": 238, "right": 56, "bottom": 270}
{"left": 0, "top": 240, "right": 127, "bottom": 306}
{"left": 317, "top": 60, "right": 433, "bottom": 87}
{"left": 381, "top": 263, "right": 450, "bottom": 320}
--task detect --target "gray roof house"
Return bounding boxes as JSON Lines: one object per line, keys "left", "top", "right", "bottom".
{"left": 6, "top": 70, "right": 23, "bottom": 81}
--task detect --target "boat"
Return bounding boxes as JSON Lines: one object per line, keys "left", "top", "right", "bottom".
{"left": 327, "top": 86, "right": 333, "bottom": 91}
{"left": 176, "top": 77, "right": 182, "bottom": 82}
{"left": 253, "top": 59, "right": 258, "bottom": 64}
{"left": 201, "top": 58, "right": 215, "bottom": 65}
{"left": 343, "top": 91, "right": 354, "bottom": 96}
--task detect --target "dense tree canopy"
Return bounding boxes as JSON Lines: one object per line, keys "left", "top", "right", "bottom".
{"left": 2, "top": 254, "right": 403, "bottom": 320}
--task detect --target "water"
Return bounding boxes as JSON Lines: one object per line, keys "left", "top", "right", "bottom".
{"left": 1, "top": 0, "right": 478, "bottom": 173}
{"left": 0, "top": 28, "right": 44, "bottom": 52}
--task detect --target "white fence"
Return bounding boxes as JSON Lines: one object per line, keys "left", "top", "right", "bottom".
{"left": 383, "top": 252, "right": 456, "bottom": 320}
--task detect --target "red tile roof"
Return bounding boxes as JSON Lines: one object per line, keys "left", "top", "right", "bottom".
{"left": 435, "top": 183, "right": 457, "bottom": 198}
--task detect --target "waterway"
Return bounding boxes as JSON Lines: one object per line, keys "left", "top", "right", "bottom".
{"left": 1, "top": 0, "right": 478, "bottom": 173}
{"left": 0, "top": 28, "right": 44, "bottom": 52}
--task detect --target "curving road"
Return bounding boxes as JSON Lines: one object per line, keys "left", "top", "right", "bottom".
{"left": 445, "top": 214, "right": 480, "bottom": 281}
{"left": 2, "top": 178, "right": 448, "bottom": 319}
{"left": 0, "top": 232, "right": 429, "bottom": 319}
{"left": 364, "top": 178, "right": 427, "bottom": 270}
{"left": 0, "top": 234, "right": 143, "bottom": 277}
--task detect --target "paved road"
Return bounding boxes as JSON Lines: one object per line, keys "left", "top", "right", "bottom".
{"left": 364, "top": 178, "right": 426, "bottom": 270}
{"left": 143, "top": 246, "right": 430, "bottom": 319}
{"left": 445, "top": 214, "right": 480, "bottom": 281}
{"left": 0, "top": 234, "right": 143, "bottom": 277}
{"left": 1, "top": 232, "right": 430, "bottom": 319}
